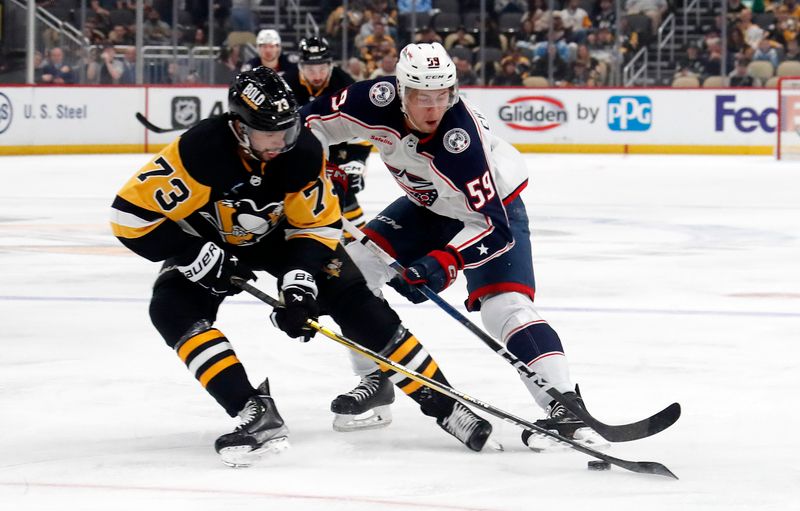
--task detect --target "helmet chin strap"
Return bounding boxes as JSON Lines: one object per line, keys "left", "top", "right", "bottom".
{"left": 228, "top": 120, "right": 261, "bottom": 161}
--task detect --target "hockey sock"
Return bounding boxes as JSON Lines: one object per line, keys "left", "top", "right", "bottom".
{"left": 379, "top": 328, "right": 454, "bottom": 418}
{"left": 507, "top": 323, "right": 574, "bottom": 408}
{"left": 175, "top": 327, "right": 255, "bottom": 416}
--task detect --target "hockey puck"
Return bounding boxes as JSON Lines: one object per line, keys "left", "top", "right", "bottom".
{"left": 587, "top": 460, "right": 611, "bottom": 471}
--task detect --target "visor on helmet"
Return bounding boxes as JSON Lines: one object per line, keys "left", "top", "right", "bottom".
{"left": 240, "top": 115, "right": 301, "bottom": 158}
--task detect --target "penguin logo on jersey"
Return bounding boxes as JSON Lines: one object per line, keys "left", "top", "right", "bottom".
{"left": 323, "top": 258, "right": 343, "bottom": 278}
{"left": 369, "top": 82, "right": 396, "bottom": 107}
{"left": 200, "top": 199, "right": 284, "bottom": 245}
{"left": 443, "top": 128, "right": 470, "bottom": 154}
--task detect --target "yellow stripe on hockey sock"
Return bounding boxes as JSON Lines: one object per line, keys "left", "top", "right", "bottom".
{"left": 400, "top": 360, "right": 439, "bottom": 395}
{"left": 387, "top": 336, "right": 419, "bottom": 364}
{"left": 343, "top": 207, "right": 364, "bottom": 220}
{"left": 177, "top": 329, "right": 224, "bottom": 362}
{"left": 198, "top": 355, "right": 240, "bottom": 387}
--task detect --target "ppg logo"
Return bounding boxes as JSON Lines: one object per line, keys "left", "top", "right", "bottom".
{"left": 607, "top": 96, "right": 652, "bottom": 131}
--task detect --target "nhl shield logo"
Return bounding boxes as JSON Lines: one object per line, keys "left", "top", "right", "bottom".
{"left": 171, "top": 96, "right": 201, "bottom": 128}
{"left": 443, "top": 128, "right": 470, "bottom": 154}
{"left": 369, "top": 82, "right": 396, "bottom": 107}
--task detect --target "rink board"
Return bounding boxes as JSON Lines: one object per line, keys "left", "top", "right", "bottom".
{"left": 0, "top": 85, "right": 783, "bottom": 156}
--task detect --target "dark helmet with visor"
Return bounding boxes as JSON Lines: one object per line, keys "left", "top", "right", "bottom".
{"left": 298, "top": 36, "right": 332, "bottom": 65}
{"left": 228, "top": 66, "right": 301, "bottom": 158}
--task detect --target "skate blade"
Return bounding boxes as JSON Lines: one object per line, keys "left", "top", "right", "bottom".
{"left": 332, "top": 405, "right": 392, "bottom": 432}
{"left": 525, "top": 428, "right": 610, "bottom": 453}
{"left": 219, "top": 436, "right": 291, "bottom": 468}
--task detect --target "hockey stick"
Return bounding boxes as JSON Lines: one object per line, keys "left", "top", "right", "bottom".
{"left": 341, "top": 218, "right": 681, "bottom": 443}
{"left": 135, "top": 112, "right": 195, "bottom": 134}
{"left": 231, "top": 277, "right": 678, "bottom": 479}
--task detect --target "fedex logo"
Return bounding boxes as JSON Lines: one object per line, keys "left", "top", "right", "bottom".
{"left": 715, "top": 95, "right": 776, "bottom": 133}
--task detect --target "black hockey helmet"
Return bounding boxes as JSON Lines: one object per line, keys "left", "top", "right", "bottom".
{"left": 228, "top": 66, "right": 300, "bottom": 157}
{"left": 298, "top": 36, "right": 332, "bottom": 65}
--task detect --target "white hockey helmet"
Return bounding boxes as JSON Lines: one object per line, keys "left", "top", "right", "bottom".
{"left": 256, "top": 29, "right": 281, "bottom": 46}
{"left": 395, "top": 42, "right": 459, "bottom": 112}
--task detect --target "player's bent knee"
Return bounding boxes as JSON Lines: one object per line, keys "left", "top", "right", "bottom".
{"left": 480, "top": 292, "right": 544, "bottom": 344}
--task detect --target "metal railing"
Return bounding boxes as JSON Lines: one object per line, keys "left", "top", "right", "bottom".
{"left": 656, "top": 13, "right": 676, "bottom": 84}
{"left": 623, "top": 46, "right": 648, "bottom": 87}
{"left": 682, "top": 0, "right": 703, "bottom": 44}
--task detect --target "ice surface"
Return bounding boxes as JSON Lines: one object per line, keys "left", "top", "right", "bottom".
{"left": 1, "top": 153, "right": 798, "bottom": 510}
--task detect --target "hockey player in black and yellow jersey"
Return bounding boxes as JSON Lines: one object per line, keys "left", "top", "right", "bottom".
{"left": 283, "top": 36, "right": 371, "bottom": 238}
{"left": 110, "top": 67, "right": 492, "bottom": 467}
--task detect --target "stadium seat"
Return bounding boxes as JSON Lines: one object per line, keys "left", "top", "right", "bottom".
{"left": 109, "top": 9, "right": 135, "bottom": 27}
{"left": 776, "top": 60, "right": 800, "bottom": 77}
{"left": 764, "top": 76, "right": 780, "bottom": 88}
{"left": 672, "top": 76, "right": 700, "bottom": 87}
{"left": 433, "top": 12, "right": 461, "bottom": 34}
{"left": 498, "top": 12, "right": 523, "bottom": 34}
{"left": 434, "top": 0, "right": 461, "bottom": 13}
{"left": 226, "top": 31, "right": 257, "bottom": 47}
{"left": 449, "top": 46, "right": 473, "bottom": 64}
{"left": 747, "top": 60, "right": 774, "bottom": 82}
{"left": 523, "top": 75, "right": 550, "bottom": 87}
{"left": 462, "top": 11, "right": 482, "bottom": 34}
{"left": 702, "top": 75, "right": 727, "bottom": 88}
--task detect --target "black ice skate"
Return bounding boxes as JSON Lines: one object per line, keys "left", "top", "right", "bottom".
{"left": 215, "top": 379, "right": 290, "bottom": 467}
{"left": 330, "top": 369, "right": 395, "bottom": 432}
{"left": 522, "top": 391, "right": 608, "bottom": 452}
{"left": 437, "top": 402, "right": 493, "bottom": 452}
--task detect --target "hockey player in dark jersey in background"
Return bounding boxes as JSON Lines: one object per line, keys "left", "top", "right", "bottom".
{"left": 283, "top": 36, "right": 372, "bottom": 240}
{"left": 240, "top": 29, "right": 298, "bottom": 76}
{"left": 303, "top": 43, "right": 606, "bottom": 451}
{"left": 110, "top": 67, "right": 492, "bottom": 467}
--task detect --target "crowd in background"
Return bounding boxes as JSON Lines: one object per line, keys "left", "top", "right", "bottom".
{"left": 20, "top": 0, "right": 800, "bottom": 87}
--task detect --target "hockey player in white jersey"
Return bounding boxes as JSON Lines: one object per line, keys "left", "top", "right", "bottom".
{"left": 302, "top": 42, "right": 604, "bottom": 450}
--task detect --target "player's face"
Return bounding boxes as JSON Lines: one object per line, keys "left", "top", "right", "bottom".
{"left": 404, "top": 88, "right": 452, "bottom": 133}
{"left": 242, "top": 122, "right": 299, "bottom": 160}
{"left": 259, "top": 43, "right": 280, "bottom": 63}
{"left": 300, "top": 62, "right": 332, "bottom": 88}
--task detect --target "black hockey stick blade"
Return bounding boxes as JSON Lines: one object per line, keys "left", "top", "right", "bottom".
{"left": 551, "top": 390, "right": 682, "bottom": 443}
{"left": 232, "top": 277, "right": 679, "bottom": 479}
{"left": 341, "top": 219, "right": 682, "bottom": 443}
{"left": 135, "top": 112, "right": 186, "bottom": 134}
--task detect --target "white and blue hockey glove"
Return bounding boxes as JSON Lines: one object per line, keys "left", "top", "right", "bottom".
{"left": 176, "top": 240, "right": 256, "bottom": 296}
{"left": 271, "top": 269, "right": 320, "bottom": 342}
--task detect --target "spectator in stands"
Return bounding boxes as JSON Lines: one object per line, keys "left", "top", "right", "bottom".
{"left": 366, "top": 0, "right": 399, "bottom": 39}
{"left": 241, "top": 29, "right": 297, "bottom": 76}
{"left": 785, "top": 38, "right": 800, "bottom": 60}
{"left": 496, "top": 0, "right": 528, "bottom": 14}
{"left": 674, "top": 44, "right": 707, "bottom": 79}
{"left": 230, "top": 0, "right": 257, "bottom": 32}
{"left": 587, "top": 26, "right": 615, "bottom": 65}
{"left": 782, "top": 0, "right": 800, "bottom": 18}
{"left": 87, "top": 44, "right": 123, "bottom": 84}
{"left": 753, "top": 37, "right": 780, "bottom": 67}
{"left": 358, "top": 12, "right": 387, "bottom": 48}
{"left": 346, "top": 57, "right": 368, "bottom": 81}
{"left": 728, "top": 22, "right": 751, "bottom": 61}
{"left": 326, "top": 2, "right": 368, "bottom": 40}
{"left": 120, "top": 46, "right": 137, "bottom": 84}
{"left": 771, "top": 6, "right": 799, "bottom": 47}
{"left": 569, "top": 59, "right": 598, "bottom": 86}
{"left": 534, "top": 29, "right": 571, "bottom": 62}
{"left": 521, "top": 0, "right": 548, "bottom": 39}
{"left": 370, "top": 53, "right": 397, "bottom": 78}
{"left": 414, "top": 26, "right": 443, "bottom": 44}
{"left": 531, "top": 43, "right": 570, "bottom": 85}
{"left": 40, "top": 47, "right": 75, "bottom": 84}
{"left": 738, "top": 9, "right": 765, "bottom": 50}
{"left": 625, "top": 0, "right": 668, "bottom": 35}
{"left": 728, "top": 58, "right": 757, "bottom": 86}
{"left": 575, "top": 43, "right": 607, "bottom": 84}
{"left": 445, "top": 27, "right": 477, "bottom": 50}
{"left": 108, "top": 24, "right": 134, "bottom": 45}
{"left": 703, "top": 40, "right": 724, "bottom": 77}
{"left": 214, "top": 45, "right": 242, "bottom": 85}
{"left": 361, "top": 20, "right": 397, "bottom": 72}
{"left": 82, "top": 15, "right": 108, "bottom": 45}
{"left": 592, "top": 0, "right": 617, "bottom": 31}
{"left": 453, "top": 55, "right": 479, "bottom": 85}
{"left": 143, "top": 7, "right": 172, "bottom": 45}
{"left": 560, "top": 0, "right": 591, "bottom": 43}
{"left": 727, "top": 0, "right": 746, "bottom": 25}
{"left": 490, "top": 58, "right": 524, "bottom": 85}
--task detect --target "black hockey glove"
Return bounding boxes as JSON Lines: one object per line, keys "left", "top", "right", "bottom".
{"left": 340, "top": 161, "right": 366, "bottom": 194}
{"left": 176, "top": 241, "right": 256, "bottom": 296}
{"left": 270, "top": 269, "right": 320, "bottom": 342}
{"left": 387, "top": 248, "right": 463, "bottom": 304}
